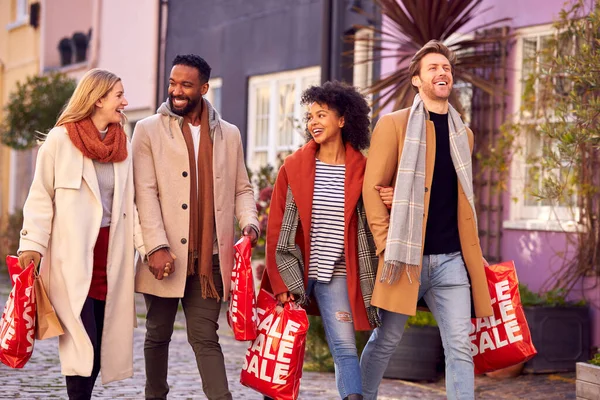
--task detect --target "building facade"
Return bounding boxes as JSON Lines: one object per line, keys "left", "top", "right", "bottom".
{"left": 162, "top": 0, "right": 378, "bottom": 172}
{"left": 0, "top": 0, "right": 40, "bottom": 219}
{"left": 40, "top": 0, "right": 159, "bottom": 134}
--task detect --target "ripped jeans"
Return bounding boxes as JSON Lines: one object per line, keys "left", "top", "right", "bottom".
{"left": 308, "top": 276, "right": 362, "bottom": 398}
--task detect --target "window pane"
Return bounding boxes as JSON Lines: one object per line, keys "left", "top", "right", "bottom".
{"left": 278, "top": 83, "right": 295, "bottom": 147}
{"left": 453, "top": 81, "right": 472, "bottom": 126}
{"left": 277, "top": 150, "right": 292, "bottom": 164}
{"left": 255, "top": 86, "right": 270, "bottom": 147}
{"left": 539, "top": 35, "right": 553, "bottom": 66}
{"left": 253, "top": 152, "right": 268, "bottom": 170}
{"left": 525, "top": 131, "right": 541, "bottom": 158}
{"left": 212, "top": 87, "right": 222, "bottom": 114}
{"left": 302, "top": 75, "right": 320, "bottom": 90}
{"left": 521, "top": 38, "right": 537, "bottom": 79}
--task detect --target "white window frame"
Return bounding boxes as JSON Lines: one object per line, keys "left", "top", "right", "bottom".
{"left": 246, "top": 66, "right": 320, "bottom": 171}
{"left": 7, "top": 0, "right": 29, "bottom": 29}
{"left": 205, "top": 77, "right": 222, "bottom": 114}
{"left": 504, "top": 24, "right": 579, "bottom": 232}
{"left": 353, "top": 28, "right": 374, "bottom": 107}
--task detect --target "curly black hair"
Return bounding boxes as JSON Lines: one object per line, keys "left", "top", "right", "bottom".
{"left": 172, "top": 54, "right": 212, "bottom": 83}
{"left": 300, "top": 80, "right": 371, "bottom": 151}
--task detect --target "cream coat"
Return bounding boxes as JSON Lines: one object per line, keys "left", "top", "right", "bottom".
{"left": 18, "top": 126, "right": 145, "bottom": 384}
{"left": 363, "top": 108, "right": 493, "bottom": 318}
{"left": 132, "top": 100, "right": 258, "bottom": 299}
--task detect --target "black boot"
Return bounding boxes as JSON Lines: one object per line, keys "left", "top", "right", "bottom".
{"left": 343, "top": 395, "right": 363, "bottom": 400}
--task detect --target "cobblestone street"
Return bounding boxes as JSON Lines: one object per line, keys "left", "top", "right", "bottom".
{"left": 0, "top": 281, "right": 577, "bottom": 399}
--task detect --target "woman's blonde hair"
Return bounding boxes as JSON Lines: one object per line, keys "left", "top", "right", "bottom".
{"left": 55, "top": 68, "right": 122, "bottom": 126}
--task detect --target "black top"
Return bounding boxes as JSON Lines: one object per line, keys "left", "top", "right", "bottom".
{"left": 423, "top": 111, "right": 461, "bottom": 255}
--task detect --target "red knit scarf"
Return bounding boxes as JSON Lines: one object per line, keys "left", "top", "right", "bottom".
{"left": 65, "top": 117, "right": 128, "bottom": 163}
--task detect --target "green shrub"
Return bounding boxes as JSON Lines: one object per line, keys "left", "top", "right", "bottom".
{"left": 519, "top": 283, "right": 586, "bottom": 307}
{"left": 406, "top": 310, "right": 438, "bottom": 328}
{"left": 590, "top": 353, "right": 600, "bottom": 367}
{"left": 303, "top": 315, "right": 372, "bottom": 373}
{"left": 0, "top": 73, "right": 76, "bottom": 149}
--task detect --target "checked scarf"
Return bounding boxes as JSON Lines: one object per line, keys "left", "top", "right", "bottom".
{"left": 275, "top": 186, "right": 381, "bottom": 328}
{"left": 381, "top": 93, "right": 477, "bottom": 285}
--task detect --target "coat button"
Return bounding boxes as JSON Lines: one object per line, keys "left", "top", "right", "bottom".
{"left": 123, "top": 213, "right": 127, "bottom": 219}
{"left": 181, "top": 238, "right": 187, "bottom": 244}
{"left": 21, "top": 229, "right": 28, "bottom": 236}
{"left": 182, "top": 171, "right": 188, "bottom": 177}
{"left": 424, "top": 187, "right": 429, "bottom": 192}
{"left": 182, "top": 204, "right": 188, "bottom": 210}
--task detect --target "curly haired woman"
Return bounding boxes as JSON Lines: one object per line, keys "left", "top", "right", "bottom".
{"left": 262, "top": 81, "right": 379, "bottom": 400}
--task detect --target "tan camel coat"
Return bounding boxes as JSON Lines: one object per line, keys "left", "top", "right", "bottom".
{"left": 363, "top": 108, "right": 493, "bottom": 318}
{"left": 132, "top": 100, "right": 258, "bottom": 299}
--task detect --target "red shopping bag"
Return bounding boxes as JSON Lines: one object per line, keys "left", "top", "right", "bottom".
{"left": 227, "top": 236, "right": 258, "bottom": 341}
{"left": 0, "top": 256, "right": 36, "bottom": 368}
{"left": 470, "top": 261, "right": 537, "bottom": 374}
{"left": 240, "top": 289, "right": 309, "bottom": 400}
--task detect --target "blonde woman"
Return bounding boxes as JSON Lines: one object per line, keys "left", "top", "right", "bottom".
{"left": 17, "top": 69, "right": 145, "bottom": 399}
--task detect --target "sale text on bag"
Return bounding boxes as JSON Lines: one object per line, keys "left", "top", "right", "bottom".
{"left": 243, "top": 305, "right": 300, "bottom": 384}
{"left": 470, "top": 279, "right": 522, "bottom": 356}
{"left": 1, "top": 275, "right": 35, "bottom": 353}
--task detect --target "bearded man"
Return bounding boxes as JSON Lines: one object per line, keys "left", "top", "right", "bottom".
{"left": 360, "top": 41, "right": 493, "bottom": 400}
{"left": 132, "top": 54, "right": 259, "bottom": 400}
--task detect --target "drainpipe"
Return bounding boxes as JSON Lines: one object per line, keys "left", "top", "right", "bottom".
{"left": 155, "top": 0, "right": 169, "bottom": 109}
{"left": 88, "top": 0, "right": 102, "bottom": 68}
{"left": 320, "top": 0, "right": 332, "bottom": 84}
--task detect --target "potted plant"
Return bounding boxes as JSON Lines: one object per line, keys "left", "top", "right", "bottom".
{"left": 519, "top": 284, "right": 591, "bottom": 373}
{"left": 72, "top": 32, "right": 89, "bottom": 63}
{"left": 57, "top": 37, "right": 72, "bottom": 66}
{"left": 576, "top": 353, "right": 600, "bottom": 399}
{"left": 383, "top": 311, "right": 443, "bottom": 381}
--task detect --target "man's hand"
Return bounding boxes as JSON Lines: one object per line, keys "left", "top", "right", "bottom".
{"left": 18, "top": 251, "right": 41, "bottom": 270}
{"left": 375, "top": 185, "right": 394, "bottom": 209}
{"left": 242, "top": 225, "right": 258, "bottom": 247}
{"left": 148, "top": 248, "right": 176, "bottom": 280}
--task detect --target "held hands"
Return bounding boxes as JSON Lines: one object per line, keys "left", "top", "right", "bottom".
{"left": 375, "top": 185, "right": 394, "bottom": 209}
{"left": 148, "top": 248, "right": 177, "bottom": 280}
{"left": 242, "top": 225, "right": 258, "bottom": 247}
{"left": 18, "top": 251, "right": 41, "bottom": 270}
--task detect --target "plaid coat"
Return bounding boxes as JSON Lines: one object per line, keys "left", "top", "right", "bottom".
{"left": 261, "top": 140, "right": 374, "bottom": 331}
{"left": 363, "top": 108, "right": 493, "bottom": 318}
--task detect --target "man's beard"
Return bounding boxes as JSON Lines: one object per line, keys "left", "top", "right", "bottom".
{"left": 169, "top": 95, "right": 201, "bottom": 116}
{"left": 421, "top": 81, "right": 452, "bottom": 101}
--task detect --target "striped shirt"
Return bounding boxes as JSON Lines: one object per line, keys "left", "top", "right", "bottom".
{"left": 308, "top": 159, "right": 346, "bottom": 282}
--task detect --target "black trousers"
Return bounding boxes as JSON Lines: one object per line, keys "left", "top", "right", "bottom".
{"left": 143, "top": 263, "right": 231, "bottom": 400}
{"left": 65, "top": 297, "right": 105, "bottom": 400}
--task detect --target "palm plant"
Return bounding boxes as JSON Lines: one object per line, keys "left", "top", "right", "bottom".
{"left": 350, "top": 0, "right": 511, "bottom": 114}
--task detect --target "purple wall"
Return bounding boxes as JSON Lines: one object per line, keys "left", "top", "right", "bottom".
{"left": 461, "top": 0, "right": 563, "bottom": 31}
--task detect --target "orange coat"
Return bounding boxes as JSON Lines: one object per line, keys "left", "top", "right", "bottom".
{"left": 363, "top": 108, "right": 493, "bottom": 318}
{"left": 262, "top": 140, "right": 372, "bottom": 331}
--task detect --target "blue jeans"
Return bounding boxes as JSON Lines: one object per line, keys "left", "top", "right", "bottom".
{"left": 309, "top": 276, "right": 362, "bottom": 398}
{"left": 360, "top": 251, "right": 474, "bottom": 400}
